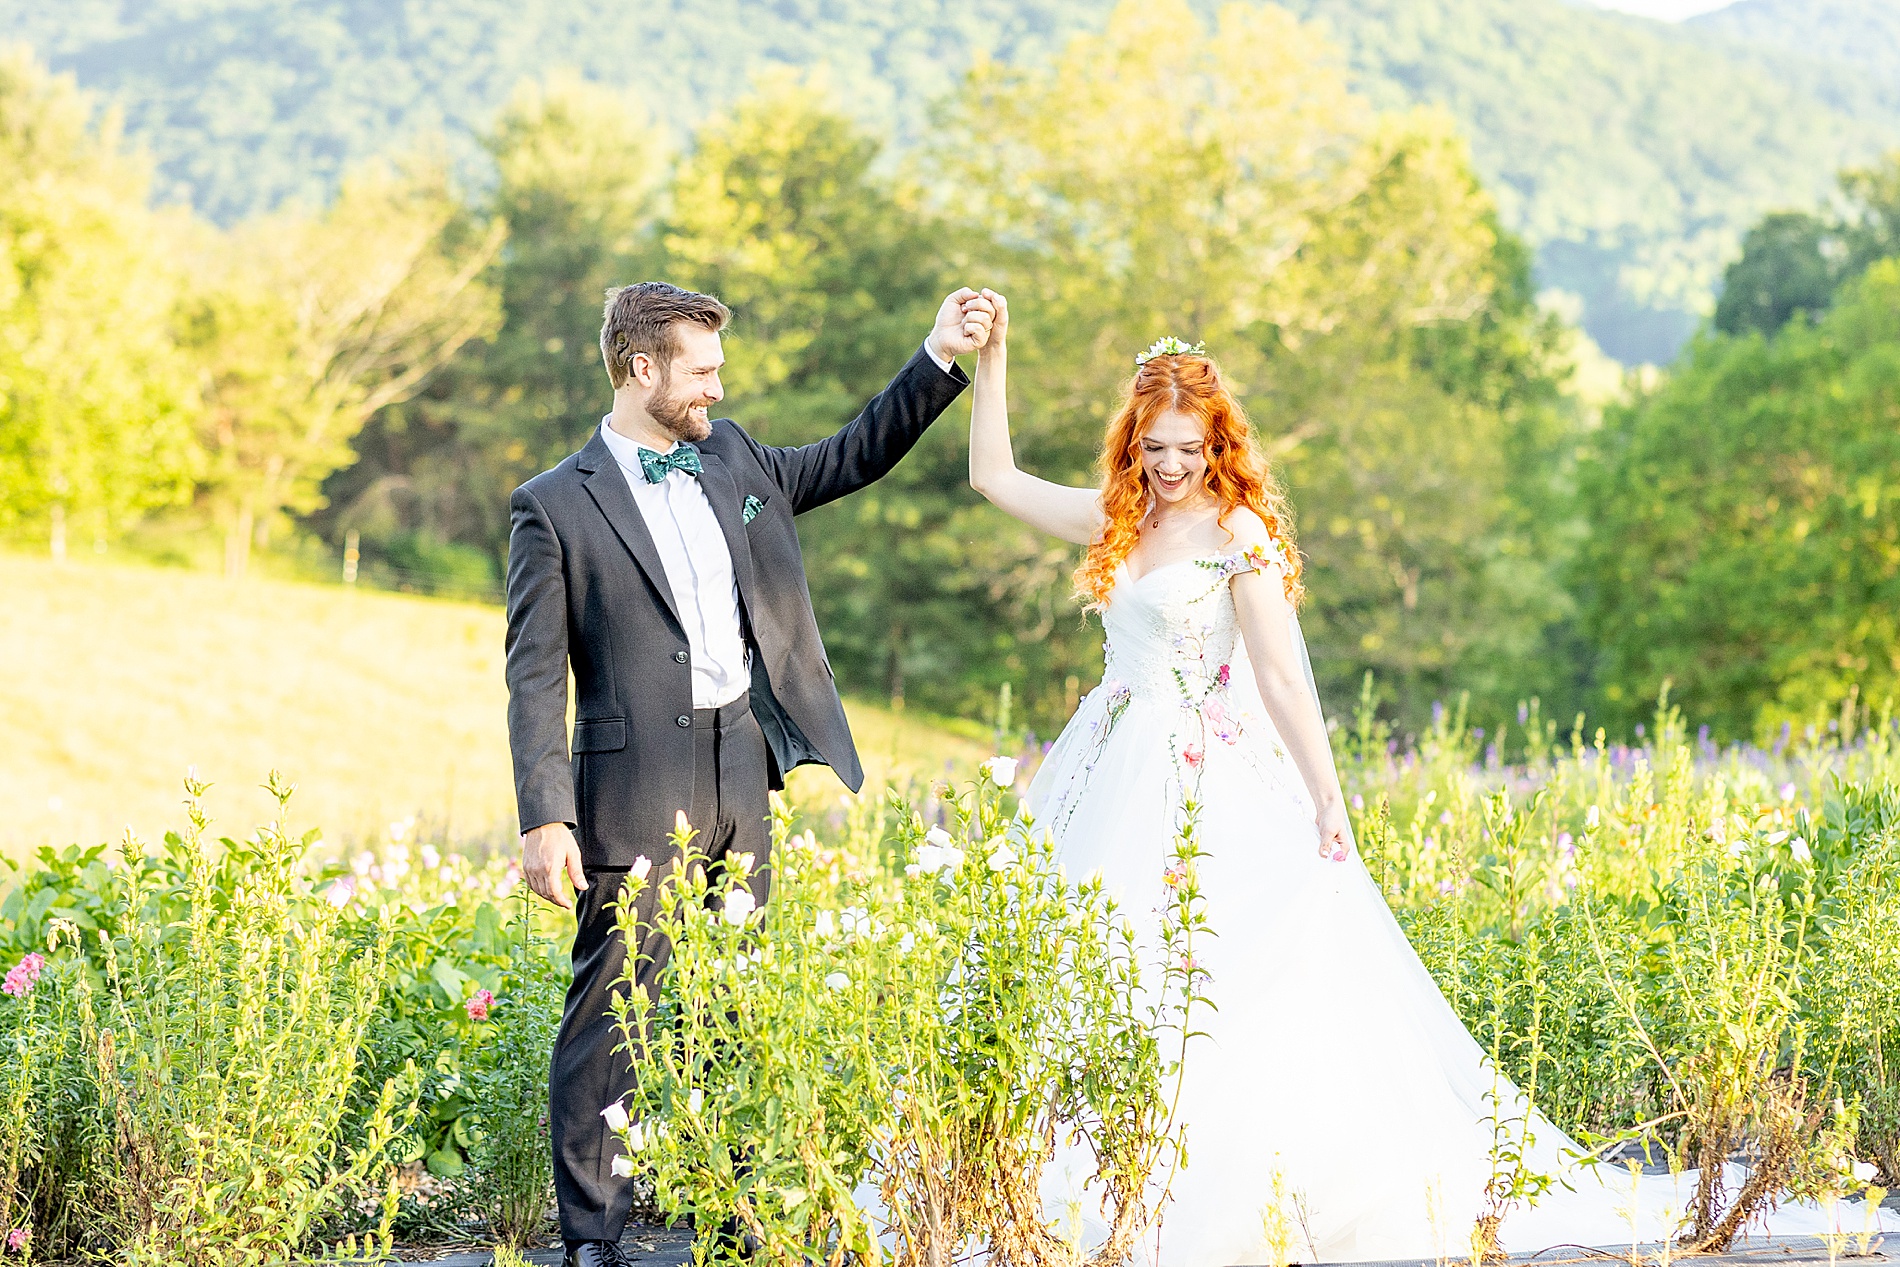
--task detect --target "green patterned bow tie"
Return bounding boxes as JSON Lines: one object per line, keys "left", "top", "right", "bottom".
{"left": 636, "top": 443, "right": 702, "bottom": 484}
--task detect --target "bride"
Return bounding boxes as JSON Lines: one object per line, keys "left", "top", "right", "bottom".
{"left": 963, "top": 294, "right": 1859, "bottom": 1264}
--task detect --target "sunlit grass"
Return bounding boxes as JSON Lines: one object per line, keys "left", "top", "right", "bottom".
{"left": 0, "top": 553, "right": 987, "bottom": 856}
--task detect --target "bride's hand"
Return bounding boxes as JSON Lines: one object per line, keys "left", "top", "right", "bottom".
{"left": 1316, "top": 798, "right": 1351, "bottom": 862}
{"left": 976, "top": 289, "right": 1008, "bottom": 356}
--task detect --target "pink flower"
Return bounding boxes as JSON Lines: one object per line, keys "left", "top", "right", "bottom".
{"left": 1182, "top": 744, "right": 1204, "bottom": 770}
{"left": 1162, "top": 862, "right": 1189, "bottom": 889}
{"left": 1216, "top": 664, "right": 1231, "bottom": 688}
{"left": 1179, "top": 953, "right": 1200, "bottom": 974}
{"left": 3, "top": 953, "right": 46, "bottom": 998}
{"left": 7, "top": 1227, "right": 28, "bottom": 1251}
{"left": 465, "top": 989, "right": 494, "bottom": 1021}
{"left": 1201, "top": 698, "right": 1239, "bottom": 745}
{"left": 324, "top": 877, "right": 356, "bottom": 909}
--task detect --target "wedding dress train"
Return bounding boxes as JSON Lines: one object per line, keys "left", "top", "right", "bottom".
{"left": 1026, "top": 548, "right": 1885, "bottom": 1264}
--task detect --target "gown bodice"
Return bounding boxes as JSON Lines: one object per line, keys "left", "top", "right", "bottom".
{"left": 1101, "top": 555, "right": 1253, "bottom": 707}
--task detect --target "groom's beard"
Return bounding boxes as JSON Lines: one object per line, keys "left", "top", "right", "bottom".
{"left": 647, "top": 369, "right": 713, "bottom": 443}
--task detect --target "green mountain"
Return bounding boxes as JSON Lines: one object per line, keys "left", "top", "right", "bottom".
{"left": 1689, "top": 0, "right": 1900, "bottom": 86}
{"left": 6, "top": 0, "right": 1898, "bottom": 363}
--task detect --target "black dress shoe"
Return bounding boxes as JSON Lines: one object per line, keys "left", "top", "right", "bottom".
{"left": 563, "top": 1241, "right": 633, "bottom": 1267}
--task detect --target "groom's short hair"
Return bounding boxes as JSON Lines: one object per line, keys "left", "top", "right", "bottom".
{"left": 600, "top": 282, "right": 730, "bottom": 389}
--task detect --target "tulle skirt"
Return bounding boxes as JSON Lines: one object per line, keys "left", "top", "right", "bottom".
{"left": 1027, "top": 681, "right": 1888, "bottom": 1265}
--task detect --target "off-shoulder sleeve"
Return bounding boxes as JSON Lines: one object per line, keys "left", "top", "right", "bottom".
{"left": 1217, "top": 538, "right": 1291, "bottom": 579}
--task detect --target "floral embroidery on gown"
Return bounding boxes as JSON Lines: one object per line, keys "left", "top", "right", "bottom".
{"left": 1026, "top": 546, "right": 1859, "bottom": 1265}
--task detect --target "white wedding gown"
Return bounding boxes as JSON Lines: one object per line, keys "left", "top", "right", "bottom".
{"left": 1027, "top": 548, "right": 1886, "bottom": 1264}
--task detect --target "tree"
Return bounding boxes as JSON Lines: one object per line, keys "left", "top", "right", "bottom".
{"left": 935, "top": 0, "right": 1580, "bottom": 728}
{"left": 659, "top": 82, "right": 977, "bottom": 713}
{"left": 0, "top": 50, "right": 198, "bottom": 558}
{"left": 1709, "top": 152, "right": 1900, "bottom": 339}
{"left": 183, "top": 157, "right": 504, "bottom": 576}
{"left": 1712, "top": 212, "right": 1838, "bottom": 338}
{"left": 1575, "top": 260, "right": 1900, "bottom": 738}
{"left": 314, "top": 74, "right": 666, "bottom": 588}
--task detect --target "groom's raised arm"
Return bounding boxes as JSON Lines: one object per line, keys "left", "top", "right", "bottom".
{"left": 746, "top": 288, "right": 993, "bottom": 513}
{"left": 750, "top": 346, "right": 968, "bottom": 514}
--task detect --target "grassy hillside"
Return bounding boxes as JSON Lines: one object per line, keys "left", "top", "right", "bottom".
{"left": 0, "top": 554, "right": 988, "bottom": 855}
{"left": 8, "top": 0, "right": 1900, "bottom": 363}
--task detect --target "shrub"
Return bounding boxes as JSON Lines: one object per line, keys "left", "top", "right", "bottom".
{"left": 601, "top": 778, "right": 1208, "bottom": 1267}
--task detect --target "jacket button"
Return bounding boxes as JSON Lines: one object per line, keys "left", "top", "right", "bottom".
{"left": 674, "top": 650, "right": 689, "bottom": 663}
{"left": 676, "top": 715, "right": 691, "bottom": 728}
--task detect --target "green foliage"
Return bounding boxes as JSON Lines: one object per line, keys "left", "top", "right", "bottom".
{"left": 1713, "top": 212, "right": 1840, "bottom": 338}
{"left": 95, "top": 776, "right": 411, "bottom": 1266}
{"left": 460, "top": 917, "right": 565, "bottom": 1247}
{"left": 1712, "top": 152, "right": 1900, "bottom": 338}
{"left": 1346, "top": 685, "right": 1900, "bottom": 1219}
{"left": 606, "top": 780, "right": 1204, "bottom": 1267}
{"left": 0, "top": 49, "right": 199, "bottom": 556}
{"left": 934, "top": 0, "right": 1583, "bottom": 730}
{"left": 17, "top": 0, "right": 1900, "bottom": 363}
{"left": 1575, "top": 259, "right": 1900, "bottom": 738}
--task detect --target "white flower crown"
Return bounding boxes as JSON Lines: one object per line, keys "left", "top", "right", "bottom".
{"left": 1134, "top": 336, "right": 1208, "bottom": 367}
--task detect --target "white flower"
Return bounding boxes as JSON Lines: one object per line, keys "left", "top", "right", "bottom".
{"left": 899, "top": 931, "right": 916, "bottom": 952}
{"left": 941, "top": 845, "right": 965, "bottom": 872}
{"left": 612, "top": 1154, "right": 637, "bottom": 1178}
{"left": 925, "top": 826, "right": 954, "bottom": 849}
{"left": 420, "top": 844, "right": 441, "bottom": 869}
{"left": 627, "top": 1122, "right": 647, "bottom": 1152}
{"left": 915, "top": 843, "right": 945, "bottom": 873}
{"left": 687, "top": 1088, "right": 705, "bottom": 1115}
{"left": 814, "top": 909, "right": 836, "bottom": 938}
{"left": 982, "top": 756, "right": 1018, "bottom": 788}
{"left": 1853, "top": 1160, "right": 1877, "bottom": 1182}
{"left": 631, "top": 855, "right": 653, "bottom": 881}
{"left": 730, "top": 852, "right": 755, "bottom": 876}
{"left": 825, "top": 971, "right": 851, "bottom": 990}
{"left": 1585, "top": 805, "right": 1600, "bottom": 829}
{"left": 723, "top": 889, "right": 757, "bottom": 926}
{"left": 601, "top": 1101, "right": 630, "bottom": 1133}
{"left": 840, "top": 906, "right": 879, "bottom": 938}
{"left": 1790, "top": 837, "right": 1812, "bottom": 863}
{"left": 988, "top": 841, "right": 1019, "bottom": 872}
{"left": 1765, "top": 830, "right": 1791, "bottom": 845}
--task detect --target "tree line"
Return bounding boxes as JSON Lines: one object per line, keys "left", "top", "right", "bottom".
{"left": 3, "top": 0, "right": 1897, "bottom": 741}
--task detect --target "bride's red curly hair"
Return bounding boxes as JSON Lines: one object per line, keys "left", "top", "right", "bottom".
{"left": 1075, "top": 351, "right": 1304, "bottom": 610}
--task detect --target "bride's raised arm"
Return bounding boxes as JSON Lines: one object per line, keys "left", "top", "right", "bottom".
{"left": 1226, "top": 515, "right": 1353, "bottom": 861}
{"left": 967, "top": 290, "right": 1105, "bottom": 546}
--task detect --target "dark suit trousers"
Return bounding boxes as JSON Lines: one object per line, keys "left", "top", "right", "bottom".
{"left": 550, "top": 698, "right": 772, "bottom": 1244}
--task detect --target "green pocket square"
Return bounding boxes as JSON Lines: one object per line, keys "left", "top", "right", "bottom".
{"left": 742, "top": 494, "right": 766, "bottom": 524}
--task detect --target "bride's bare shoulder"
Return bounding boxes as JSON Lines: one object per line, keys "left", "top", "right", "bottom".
{"left": 1216, "top": 507, "right": 1275, "bottom": 549}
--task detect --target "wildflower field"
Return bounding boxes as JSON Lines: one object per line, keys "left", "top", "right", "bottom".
{"left": 0, "top": 681, "right": 1895, "bottom": 1264}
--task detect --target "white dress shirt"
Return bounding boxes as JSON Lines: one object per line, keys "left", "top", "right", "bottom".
{"left": 599, "top": 421, "right": 751, "bottom": 709}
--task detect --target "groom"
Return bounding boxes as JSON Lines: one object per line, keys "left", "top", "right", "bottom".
{"left": 505, "top": 280, "right": 994, "bottom": 1267}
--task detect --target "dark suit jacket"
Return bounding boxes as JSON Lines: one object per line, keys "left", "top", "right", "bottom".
{"left": 504, "top": 346, "right": 969, "bottom": 868}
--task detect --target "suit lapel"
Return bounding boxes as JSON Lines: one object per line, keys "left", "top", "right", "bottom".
{"left": 576, "top": 431, "right": 683, "bottom": 631}
{"left": 695, "top": 451, "right": 760, "bottom": 625}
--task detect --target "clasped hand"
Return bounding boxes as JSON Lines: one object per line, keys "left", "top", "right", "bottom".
{"left": 926, "top": 287, "right": 1000, "bottom": 361}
